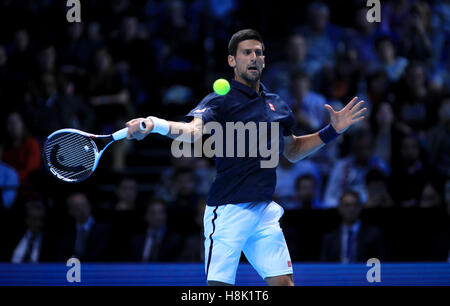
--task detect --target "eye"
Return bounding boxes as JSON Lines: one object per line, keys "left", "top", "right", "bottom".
{"left": 255, "top": 50, "right": 263, "bottom": 56}
{"left": 244, "top": 50, "right": 252, "bottom": 55}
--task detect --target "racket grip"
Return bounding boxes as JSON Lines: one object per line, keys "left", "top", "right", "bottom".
{"left": 112, "top": 127, "right": 129, "bottom": 140}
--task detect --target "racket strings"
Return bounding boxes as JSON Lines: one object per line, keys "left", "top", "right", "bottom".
{"left": 44, "top": 132, "right": 96, "bottom": 181}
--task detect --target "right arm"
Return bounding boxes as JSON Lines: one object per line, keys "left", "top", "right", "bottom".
{"left": 126, "top": 116, "right": 203, "bottom": 143}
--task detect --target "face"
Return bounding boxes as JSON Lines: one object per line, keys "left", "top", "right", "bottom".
{"left": 338, "top": 193, "right": 362, "bottom": 225}
{"left": 228, "top": 39, "right": 265, "bottom": 86}
{"left": 295, "top": 178, "right": 315, "bottom": 202}
{"left": 400, "top": 136, "right": 420, "bottom": 163}
{"left": 145, "top": 202, "right": 167, "bottom": 230}
{"left": 25, "top": 203, "right": 46, "bottom": 234}
{"left": 6, "top": 112, "right": 24, "bottom": 140}
{"left": 67, "top": 193, "right": 92, "bottom": 224}
{"left": 288, "top": 35, "right": 307, "bottom": 62}
{"left": 117, "top": 178, "right": 137, "bottom": 202}
{"left": 420, "top": 184, "right": 441, "bottom": 208}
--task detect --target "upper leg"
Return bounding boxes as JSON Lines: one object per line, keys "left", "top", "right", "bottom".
{"left": 265, "top": 274, "right": 294, "bottom": 286}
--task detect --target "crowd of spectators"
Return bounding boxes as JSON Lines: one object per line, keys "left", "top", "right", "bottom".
{"left": 0, "top": 0, "right": 449, "bottom": 263}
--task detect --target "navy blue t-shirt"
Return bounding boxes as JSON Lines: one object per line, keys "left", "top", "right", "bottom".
{"left": 187, "top": 79, "right": 295, "bottom": 206}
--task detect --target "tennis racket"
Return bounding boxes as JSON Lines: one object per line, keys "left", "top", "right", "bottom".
{"left": 43, "top": 121, "right": 150, "bottom": 183}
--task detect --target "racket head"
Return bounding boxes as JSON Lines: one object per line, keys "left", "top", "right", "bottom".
{"left": 43, "top": 129, "right": 100, "bottom": 183}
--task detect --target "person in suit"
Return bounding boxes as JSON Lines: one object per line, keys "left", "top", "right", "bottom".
{"left": 57, "top": 192, "right": 112, "bottom": 262}
{"left": 320, "top": 190, "right": 385, "bottom": 263}
{"left": 9, "top": 199, "right": 53, "bottom": 263}
{"left": 128, "top": 197, "right": 182, "bottom": 262}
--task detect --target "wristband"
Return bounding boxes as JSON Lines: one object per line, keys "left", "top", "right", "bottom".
{"left": 147, "top": 116, "right": 170, "bottom": 135}
{"left": 318, "top": 123, "right": 340, "bottom": 144}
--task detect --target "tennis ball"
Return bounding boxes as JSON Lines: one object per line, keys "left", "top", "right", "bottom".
{"left": 213, "top": 78, "right": 230, "bottom": 95}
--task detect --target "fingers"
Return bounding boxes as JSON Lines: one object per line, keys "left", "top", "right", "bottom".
{"left": 351, "top": 101, "right": 365, "bottom": 113}
{"left": 324, "top": 104, "right": 335, "bottom": 114}
{"left": 352, "top": 115, "right": 365, "bottom": 123}
{"left": 353, "top": 107, "right": 367, "bottom": 119}
{"left": 344, "top": 96, "right": 359, "bottom": 111}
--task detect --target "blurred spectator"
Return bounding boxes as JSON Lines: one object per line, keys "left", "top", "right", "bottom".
{"left": 0, "top": 146, "right": 19, "bottom": 210}
{"left": 179, "top": 198, "right": 206, "bottom": 262}
{"left": 425, "top": 96, "right": 450, "bottom": 177}
{"left": 320, "top": 190, "right": 385, "bottom": 263}
{"left": 263, "top": 33, "right": 322, "bottom": 100}
{"left": 2, "top": 112, "right": 41, "bottom": 184}
{"left": 392, "top": 61, "right": 440, "bottom": 137}
{"left": 114, "top": 177, "right": 138, "bottom": 211}
{"left": 128, "top": 197, "right": 182, "bottom": 262}
{"left": 370, "top": 102, "right": 395, "bottom": 164}
{"left": 323, "top": 128, "right": 390, "bottom": 207}
{"left": 419, "top": 181, "right": 443, "bottom": 208}
{"left": 296, "top": 2, "right": 341, "bottom": 68}
{"left": 294, "top": 174, "right": 323, "bottom": 209}
{"left": 274, "top": 157, "right": 321, "bottom": 210}
{"left": 370, "top": 35, "right": 408, "bottom": 82}
{"left": 57, "top": 193, "right": 112, "bottom": 262}
{"left": 9, "top": 199, "right": 53, "bottom": 263}
{"left": 288, "top": 70, "right": 329, "bottom": 134}
{"left": 364, "top": 169, "right": 394, "bottom": 208}
{"left": 389, "top": 133, "right": 427, "bottom": 207}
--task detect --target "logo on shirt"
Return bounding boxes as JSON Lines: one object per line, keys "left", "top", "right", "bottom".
{"left": 268, "top": 102, "right": 276, "bottom": 111}
{"left": 194, "top": 108, "right": 207, "bottom": 113}
{"left": 287, "top": 260, "right": 292, "bottom": 268}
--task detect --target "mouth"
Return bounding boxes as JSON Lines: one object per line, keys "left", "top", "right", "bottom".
{"left": 247, "top": 66, "right": 258, "bottom": 72}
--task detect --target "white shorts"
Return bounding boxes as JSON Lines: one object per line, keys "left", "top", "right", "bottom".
{"left": 203, "top": 201, "right": 293, "bottom": 285}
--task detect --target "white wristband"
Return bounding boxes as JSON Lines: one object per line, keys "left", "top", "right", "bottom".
{"left": 147, "top": 116, "right": 170, "bottom": 135}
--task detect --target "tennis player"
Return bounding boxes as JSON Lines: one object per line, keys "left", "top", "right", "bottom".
{"left": 126, "top": 29, "right": 366, "bottom": 286}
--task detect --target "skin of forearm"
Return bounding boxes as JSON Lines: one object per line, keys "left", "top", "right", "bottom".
{"left": 284, "top": 133, "right": 325, "bottom": 163}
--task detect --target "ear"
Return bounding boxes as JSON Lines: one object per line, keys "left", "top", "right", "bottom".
{"left": 262, "top": 55, "right": 266, "bottom": 68}
{"left": 228, "top": 55, "right": 236, "bottom": 68}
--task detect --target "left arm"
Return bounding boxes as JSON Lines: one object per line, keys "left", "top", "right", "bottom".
{"left": 283, "top": 97, "right": 366, "bottom": 163}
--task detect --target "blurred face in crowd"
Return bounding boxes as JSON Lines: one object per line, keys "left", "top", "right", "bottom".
{"left": 229, "top": 39, "right": 265, "bottom": 87}
{"left": 68, "top": 23, "right": 83, "bottom": 41}
{"left": 25, "top": 201, "right": 46, "bottom": 234}
{"left": 14, "top": 29, "right": 29, "bottom": 52}
{"left": 174, "top": 172, "right": 196, "bottom": 197}
{"left": 352, "top": 134, "right": 373, "bottom": 165}
{"left": 121, "top": 16, "right": 138, "bottom": 41}
{"left": 37, "top": 46, "right": 56, "bottom": 72}
{"left": 94, "top": 49, "right": 112, "bottom": 72}
{"left": 287, "top": 34, "right": 307, "bottom": 63}
{"left": 338, "top": 193, "right": 362, "bottom": 225}
{"left": 291, "top": 74, "right": 309, "bottom": 99}
{"left": 376, "top": 40, "right": 395, "bottom": 63}
{"left": 400, "top": 135, "right": 420, "bottom": 165}
{"left": 406, "top": 64, "right": 425, "bottom": 89}
{"left": 145, "top": 202, "right": 167, "bottom": 230}
{"left": 419, "top": 184, "right": 442, "bottom": 208}
{"left": 67, "top": 193, "right": 92, "bottom": 224}
{"left": 295, "top": 176, "right": 316, "bottom": 205}
{"left": 6, "top": 112, "right": 25, "bottom": 141}
{"left": 309, "top": 5, "right": 329, "bottom": 33}
{"left": 117, "top": 178, "right": 138, "bottom": 203}
{"left": 376, "top": 103, "right": 394, "bottom": 128}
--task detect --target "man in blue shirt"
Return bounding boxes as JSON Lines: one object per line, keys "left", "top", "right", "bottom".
{"left": 126, "top": 29, "right": 366, "bottom": 286}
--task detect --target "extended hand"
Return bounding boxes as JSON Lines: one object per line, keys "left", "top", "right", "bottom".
{"left": 324, "top": 97, "right": 366, "bottom": 134}
{"left": 126, "top": 117, "right": 153, "bottom": 140}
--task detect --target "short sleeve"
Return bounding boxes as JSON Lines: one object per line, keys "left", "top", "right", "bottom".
{"left": 186, "top": 93, "right": 222, "bottom": 123}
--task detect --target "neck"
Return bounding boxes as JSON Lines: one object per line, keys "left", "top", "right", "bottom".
{"left": 235, "top": 75, "right": 260, "bottom": 92}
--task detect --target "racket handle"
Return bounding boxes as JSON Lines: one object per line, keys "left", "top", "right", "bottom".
{"left": 112, "top": 127, "right": 129, "bottom": 140}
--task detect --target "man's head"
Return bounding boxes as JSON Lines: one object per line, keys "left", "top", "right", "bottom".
{"left": 144, "top": 198, "right": 167, "bottom": 230}
{"left": 374, "top": 36, "right": 395, "bottom": 63}
{"left": 228, "top": 29, "right": 265, "bottom": 87}
{"left": 67, "top": 192, "right": 92, "bottom": 224}
{"left": 290, "top": 70, "right": 310, "bottom": 100}
{"left": 116, "top": 177, "right": 138, "bottom": 204}
{"left": 295, "top": 174, "right": 317, "bottom": 208}
{"left": 286, "top": 33, "right": 307, "bottom": 63}
{"left": 338, "top": 190, "right": 363, "bottom": 225}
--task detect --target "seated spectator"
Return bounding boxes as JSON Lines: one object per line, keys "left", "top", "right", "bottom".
{"left": 56, "top": 192, "right": 112, "bottom": 262}
{"left": 419, "top": 181, "right": 444, "bottom": 208}
{"left": 364, "top": 169, "right": 394, "bottom": 208}
{"left": 320, "top": 190, "right": 385, "bottom": 263}
{"left": 369, "top": 35, "right": 408, "bottom": 82}
{"left": 9, "top": 199, "right": 54, "bottom": 263}
{"left": 294, "top": 174, "right": 323, "bottom": 210}
{"left": 369, "top": 102, "right": 396, "bottom": 165}
{"left": 323, "top": 128, "right": 390, "bottom": 207}
{"left": 128, "top": 197, "right": 182, "bottom": 262}
{"left": 263, "top": 33, "right": 321, "bottom": 100}
{"left": 178, "top": 198, "right": 206, "bottom": 262}
{"left": 274, "top": 156, "right": 321, "bottom": 210}
{"left": 2, "top": 112, "right": 41, "bottom": 185}
{"left": 288, "top": 70, "right": 329, "bottom": 134}
{"left": 389, "top": 133, "right": 428, "bottom": 207}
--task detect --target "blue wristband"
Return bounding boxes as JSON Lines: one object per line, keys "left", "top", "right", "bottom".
{"left": 318, "top": 124, "right": 340, "bottom": 144}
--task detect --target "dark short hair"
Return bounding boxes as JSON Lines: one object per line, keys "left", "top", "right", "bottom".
{"left": 295, "top": 174, "right": 316, "bottom": 188}
{"left": 228, "top": 29, "right": 264, "bottom": 56}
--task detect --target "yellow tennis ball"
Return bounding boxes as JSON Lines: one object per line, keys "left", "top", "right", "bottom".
{"left": 213, "top": 78, "right": 230, "bottom": 95}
